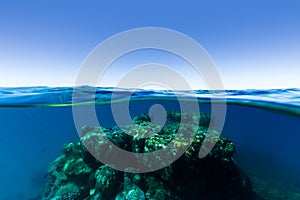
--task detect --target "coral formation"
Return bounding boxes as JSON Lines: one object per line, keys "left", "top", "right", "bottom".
{"left": 42, "top": 111, "right": 256, "bottom": 200}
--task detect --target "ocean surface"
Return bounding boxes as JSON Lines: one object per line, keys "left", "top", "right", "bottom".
{"left": 0, "top": 87, "right": 300, "bottom": 199}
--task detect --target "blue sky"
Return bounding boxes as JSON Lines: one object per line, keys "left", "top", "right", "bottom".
{"left": 0, "top": 0, "right": 299, "bottom": 89}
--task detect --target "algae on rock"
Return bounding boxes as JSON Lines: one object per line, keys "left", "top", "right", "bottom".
{"left": 42, "top": 111, "right": 256, "bottom": 200}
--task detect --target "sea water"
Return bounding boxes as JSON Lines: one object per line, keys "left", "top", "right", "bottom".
{"left": 0, "top": 87, "right": 300, "bottom": 199}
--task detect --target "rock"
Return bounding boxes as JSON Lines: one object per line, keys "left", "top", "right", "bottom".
{"left": 63, "top": 158, "right": 92, "bottom": 176}
{"left": 62, "top": 142, "right": 83, "bottom": 158}
{"left": 115, "top": 174, "right": 145, "bottom": 200}
{"left": 42, "top": 111, "right": 257, "bottom": 200}
{"left": 94, "top": 165, "right": 121, "bottom": 199}
{"left": 42, "top": 143, "right": 93, "bottom": 200}
{"left": 115, "top": 184, "right": 145, "bottom": 200}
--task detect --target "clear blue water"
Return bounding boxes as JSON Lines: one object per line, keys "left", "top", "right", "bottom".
{"left": 0, "top": 87, "right": 300, "bottom": 199}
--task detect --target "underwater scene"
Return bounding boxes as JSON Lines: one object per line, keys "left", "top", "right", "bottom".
{"left": 0, "top": 87, "right": 300, "bottom": 200}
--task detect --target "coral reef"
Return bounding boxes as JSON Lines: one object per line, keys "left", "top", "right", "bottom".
{"left": 42, "top": 111, "right": 257, "bottom": 200}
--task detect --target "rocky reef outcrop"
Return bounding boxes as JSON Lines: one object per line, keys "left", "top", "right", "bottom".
{"left": 42, "top": 111, "right": 257, "bottom": 200}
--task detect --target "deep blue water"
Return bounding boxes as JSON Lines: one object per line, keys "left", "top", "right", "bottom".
{"left": 0, "top": 87, "right": 300, "bottom": 199}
